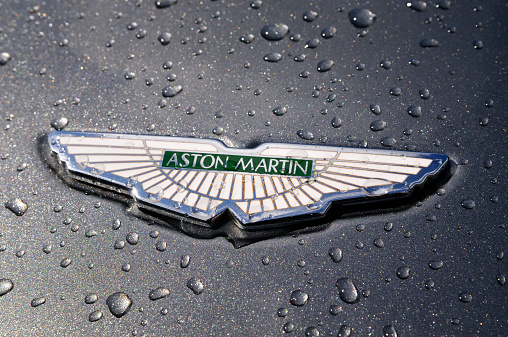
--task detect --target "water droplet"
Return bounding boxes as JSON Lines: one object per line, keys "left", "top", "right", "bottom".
{"left": 31, "top": 297, "right": 46, "bottom": 307}
{"left": 89, "top": 310, "right": 103, "bottom": 322}
{"left": 373, "top": 238, "right": 385, "bottom": 248}
{"left": 370, "top": 120, "right": 387, "bottom": 131}
{"left": 51, "top": 117, "right": 69, "bottom": 130}
{"left": 180, "top": 254, "right": 191, "bottom": 268}
{"left": 331, "top": 116, "right": 342, "bottom": 128}
{"left": 305, "top": 38, "right": 320, "bottom": 49}
{"left": 420, "top": 39, "right": 440, "bottom": 48}
{"left": 290, "top": 289, "right": 308, "bottom": 306}
{"left": 458, "top": 292, "right": 472, "bottom": 303}
{"left": 283, "top": 322, "right": 295, "bottom": 333}
{"left": 294, "top": 53, "right": 306, "bottom": 62}
{"left": 305, "top": 327, "right": 320, "bottom": 337}
{"left": 158, "top": 32, "right": 172, "bottom": 45}
{"left": 419, "top": 89, "right": 430, "bottom": 99}
{"left": 321, "top": 27, "right": 336, "bottom": 39}
{"left": 0, "top": 279, "right": 14, "bottom": 296}
{"left": 370, "top": 104, "right": 381, "bottom": 115}
{"left": 337, "top": 325, "right": 352, "bottom": 337}
{"left": 264, "top": 52, "right": 282, "bottom": 62}
{"left": 5, "top": 198, "right": 27, "bottom": 216}
{"left": 213, "top": 127, "right": 224, "bottom": 135}
{"left": 360, "top": 179, "right": 393, "bottom": 195}
{"left": 106, "top": 292, "right": 132, "bottom": 318}
{"left": 112, "top": 219, "right": 121, "bottom": 230}
{"left": 348, "top": 9, "right": 377, "bottom": 28}
{"left": 297, "top": 130, "right": 314, "bottom": 141}
{"left": 336, "top": 278, "right": 359, "bottom": 304}
{"left": 155, "top": 0, "right": 177, "bottom": 9}
{"left": 162, "top": 85, "right": 183, "bottom": 98}
{"left": 260, "top": 24, "right": 289, "bottom": 41}
{"left": 461, "top": 199, "right": 475, "bottom": 209}
{"left": 126, "top": 232, "right": 139, "bottom": 245}
{"left": 407, "top": 1, "right": 428, "bottom": 11}
{"left": 290, "top": 34, "right": 301, "bottom": 42}
{"left": 277, "top": 307, "right": 288, "bottom": 317}
{"left": 317, "top": 59, "right": 334, "bottom": 72}
{"left": 407, "top": 105, "right": 422, "bottom": 117}
{"left": 155, "top": 241, "right": 167, "bottom": 252}
{"left": 390, "top": 87, "right": 402, "bottom": 96}
{"left": 239, "top": 33, "right": 255, "bottom": 44}
{"left": 383, "top": 325, "right": 398, "bottom": 337}
{"left": 85, "top": 293, "right": 98, "bottom": 304}
{"left": 272, "top": 106, "right": 287, "bottom": 116}
{"left": 187, "top": 277, "right": 204, "bottom": 295}
{"left": 261, "top": 256, "right": 270, "bottom": 265}
{"left": 328, "top": 247, "right": 343, "bottom": 263}
{"left": 0, "top": 52, "right": 11, "bottom": 66}
{"left": 60, "top": 258, "right": 72, "bottom": 268}
{"left": 496, "top": 274, "right": 506, "bottom": 286}
{"left": 303, "top": 10, "right": 318, "bottom": 22}
{"left": 396, "top": 266, "right": 411, "bottom": 279}
{"left": 149, "top": 287, "right": 170, "bottom": 300}
{"left": 380, "top": 137, "right": 396, "bottom": 147}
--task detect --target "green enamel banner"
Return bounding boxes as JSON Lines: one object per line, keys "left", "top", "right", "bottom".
{"left": 161, "top": 151, "right": 313, "bottom": 177}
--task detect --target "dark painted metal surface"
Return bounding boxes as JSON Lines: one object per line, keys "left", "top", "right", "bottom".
{"left": 0, "top": 0, "right": 506, "bottom": 336}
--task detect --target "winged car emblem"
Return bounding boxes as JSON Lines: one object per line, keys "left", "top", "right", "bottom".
{"left": 47, "top": 131, "right": 448, "bottom": 242}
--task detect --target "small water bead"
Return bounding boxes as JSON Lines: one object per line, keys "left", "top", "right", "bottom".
{"left": 294, "top": 54, "right": 306, "bottom": 62}
{"left": 260, "top": 24, "right": 289, "bottom": 41}
{"left": 250, "top": 0, "right": 262, "bottom": 9}
{"left": 380, "top": 137, "right": 396, "bottom": 147}
{"left": 348, "top": 9, "right": 376, "bottom": 28}
{"left": 383, "top": 325, "right": 398, "bottom": 337}
{"left": 297, "top": 130, "right": 314, "bottom": 140}
{"left": 461, "top": 199, "right": 475, "bottom": 209}
{"left": 289, "top": 289, "right": 308, "bottom": 306}
{"left": 479, "top": 117, "right": 489, "bottom": 126}
{"left": 149, "top": 287, "right": 170, "bottom": 301}
{"left": 121, "top": 263, "right": 131, "bottom": 272}
{"left": 331, "top": 117, "right": 342, "bottom": 128}
{"left": 263, "top": 53, "right": 282, "bottom": 62}
{"left": 31, "top": 297, "right": 46, "bottom": 307}
{"left": 180, "top": 254, "right": 191, "bottom": 268}
{"left": 370, "top": 120, "right": 386, "bottom": 131}
{"left": 305, "top": 38, "right": 320, "bottom": 49}
{"left": 407, "top": 1, "right": 428, "bottom": 12}
{"left": 305, "top": 327, "right": 320, "bottom": 337}
{"left": 162, "top": 85, "right": 183, "bottom": 97}
{"left": 458, "top": 292, "right": 472, "bottom": 303}
{"left": 187, "top": 277, "right": 204, "bottom": 295}
{"left": 408, "top": 105, "right": 423, "bottom": 117}
{"left": 497, "top": 275, "right": 506, "bottom": 286}
{"left": 436, "top": 0, "right": 451, "bottom": 10}
{"left": 390, "top": 87, "right": 402, "bottom": 96}
{"left": 277, "top": 307, "right": 288, "bottom": 317}
{"left": 429, "top": 260, "right": 444, "bottom": 270}
{"left": 0, "top": 52, "right": 11, "bottom": 65}
{"left": 239, "top": 33, "right": 255, "bottom": 44}
{"left": 60, "top": 258, "right": 72, "bottom": 268}
{"left": 283, "top": 322, "right": 295, "bottom": 333}
{"left": 321, "top": 27, "right": 336, "bottom": 39}
{"left": 272, "top": 106, "right": 287, "bottom": 116}
{"left": 213, "top": 127, "right": 224, "bottom": 135}
{"left": 85, "top": 293, "right": 98, "bottom": 304}
{"left": 127, "top": 22, "right": 138, "bottom": 30}
{"left": 155, "top": 0, "right": 178, "bottom": 8}
{"left": 485, "top": 99, "right": 494, "bottom": 107}
{"left": 317, "top": 59, "right": 334, "bottom": 72}
{"left": 51, "top": 117, "right": 69, "bottom": 130}
{"left": 419, "top": 89, "right": 430, "bottom": 99}
{"left": 396, "top": 266, "right": 411, "bottom": 279}
{"left": 380, "top": 60, "right": 392, "bottom": 69}
{"left": 303, "top": 10, "right": 318, "bottom": 22}
{"left": 126, "top": 232, "right": 139, "bottom": 245}
{"left": 158, "top": 32, "right": 172, "bottom": 45}
{"left": 328, "top": 247, "right": 343, "bottom": 263}
{"left": 420, "top": 38, "right": 440, "bottom": 47}
{"left": 89, "top": 311, "right": 103, "bottom": 322}
{"left": 290, "top": 34, "right": 301, "bottom": 42}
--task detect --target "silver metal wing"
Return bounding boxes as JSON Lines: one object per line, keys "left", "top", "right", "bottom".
{"left": 48, "top": 131, "right": 449, "bottom": 228}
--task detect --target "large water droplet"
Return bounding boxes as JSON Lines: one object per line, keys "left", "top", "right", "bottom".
{"left": 370, "top": 120, "right": 387, "bottom": 131}
{"left": 337, "top": 325, "right": 352, "bottom": 337}
{"left": 396, "top": 266, "right": 411, "bottom": 279}
{"left": 155, "top": 0, "right": 178, "bottom": 9}
{"left": 383, "top": 325, "right": 398, "bottom": 337}
{"left": 0, "top": 279, "right": 14, "bottom": 296}
{"left": 336, "top": 278, "right": 359, "bottom": 304}
{"left": 89, "top": 311, "right": 103, "bottom": 322}
{"left": 5, "top": 198, "right": 27, "bottom": 216}
{"left": 162, "top": 85, "right": 183, "bottom": 97}
{"left": 260, "top": 24, "right": 289, "bottom": 41}
{"left": 349, "top": 9, "right": 377, "bottom": 28}
{"left": 186, "top": 277, "right": 204, "bottom": 295}
{"left": 297, "top": 130, "right": 314, "bottom": 140}
{"left": 303, "top": 10, "right": 318, "bottom": 22}
{"left": 289, "top": 289, "right": 309, "bottom": 306}
{"left": 328, "top": 247, "right": 343, "bottom": 263}
{"left": 106, "top": 292, "right": 132, "bottom": 317}
{"left": 263, "top": 53, "right": 282, "bottom": 62}
{"left": 420, "top": 39, "right": 440, "bottom": 48}
{"left": 317, "top": 59, "right": 334, "bottom": 72}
